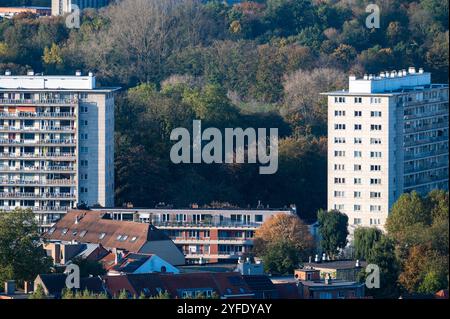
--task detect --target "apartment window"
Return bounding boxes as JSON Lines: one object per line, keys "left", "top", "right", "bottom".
{"left": 354, "top": 178, "right": 362, "bottom": 184}
{"left": 334, "top": 204, "right": 344, "bottom": 210}
{"left": 80, "top": 106, "right": 88, "bottom": 113}
{"left": 354, "top": 124, "right": 362, "bottom": 130}
{"left": 335, "top": 97, "right": 346, "bottom": 103}
{"left": 370, "top": 192, "right": 381, "bottom": 198}
{"left": 80, "top": 174, "right": 88, "bottom": 180}
{"left": 335, "top": 110, "right": 346, "bottom": 116}
{"left": 354, "top": 151, "right": 362, "bottom": 158}
{"left": 371, "top": 111, "right": 382, "bottom": 117}
{"left": 370, "top": 178, "right": 381, "bottom": 185}
{"left": 80, "top": 187, "right": 88, "bottom": 193}
{"left": 335, "top": 124, "right": 346, "bottom": 130}
{"left": 354, "top": 111, "right": 362, "bottom": 117}
{"left": 354, "top": 218, "right": 362, "bottom": 225}
{"left": 370, "top": 138, "right": 382, "bottom": 144}
{"left": 334, "top": 191, "right": 345, "bottom": 198}
{"left": 371, "top": 124, "right": 382, "bottom": 131}
{"left": 334, "top": 137, "right": 346, "bottom": 144}
{"left": 334, "top": 164, "right": 345, "bottom": 171}
{"left": 370, "top": 205, "right": 382, "bottom": 212}
{"left": 80, "top": 133, "right": 88, "bottom": 140}
{"left": 354, "top": 164, "right": 362, "bottom": 171}
{"left": 370, "top": 165, "right": 381, "bottom": 171}
{"left": 354, "top": 191, "right": 361, "bottom": 198}
{"left": 80, "top": 160, "right": 88, "bottom": 167}
{"left": 334, "top": 177, "right": 346, "bottom": 184}
{"left": 81, "top": 147, "right": 89, "bottom": 153}
{"left": 354, "top": 205, "right": 361, "bottom": 211}
{"left": 255, "top": 215, "right": 263, "bottom": 222}
{"left": 370, "top": 97, "right": 381, "bottom": 104}
{"left": 354, "top": 97, "right": 362, "bottom": 103}
{"left": 354, "top": 138, "right": 362, "bottom": 144}
{"left": 370, "top": 218, "right": 381, "bottom": 225}
{"left": 370, "top": 151, "right": 382, "bottom": 158}
{"left": 334, "top": 150, "right": 345, "bottom": 157}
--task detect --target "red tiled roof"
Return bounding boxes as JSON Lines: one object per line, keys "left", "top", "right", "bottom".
{"left": 43, "top": 210, "right": 169, "bottom": 253}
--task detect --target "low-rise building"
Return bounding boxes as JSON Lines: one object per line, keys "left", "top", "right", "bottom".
{"left": 43, "top": 210, "right": 185, "bottom": 266}
{"left": 94, "top": 206, "right": 295, "bottom": 263}
{"left": 0, "top": 6, "right": 51, "bottom": 18}
{"left": 302, "top": 260, "right": 367, "bottom": 282}
{"left": 107, "top": 253, "right": 179, "bottom": 276}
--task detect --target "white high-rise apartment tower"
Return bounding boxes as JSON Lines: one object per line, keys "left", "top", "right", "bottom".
{"left": 0, "top": 71, "right": 118, "bottom": 231}
{"left": 324, "top": 67, "right": 448, "bottom": 231}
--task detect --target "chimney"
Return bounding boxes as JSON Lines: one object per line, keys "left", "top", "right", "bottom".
{"left": 349, "top": 75, "right": 356, "bottom": 81}
{"left": 418, "top": 68, "right": 424, "bottom": 74}
{"left": 75, "top": 70, "right": 82, "bottom": 76}
{"left": 308, "top": 256, "right": 312, "bottom": 263}
{"left": 88, "top": 71, "right": 93, "bottom": 77}
{"left": 363, "top": 74, "right": 369, "bottom": 80}
{"left": 24, "top": 281, "right": 34, "bottom": 294}
{"left": 322, "top": 253, "right": 326, "bottom": 262}
{"left": 355, "top": 259, "right": 360, "bottom": 268}
{"left": 4, "top": 280, "right": 15, "bottom": 295}
{"left": 27, "top": 70, "right": 34, "bottom": 76}
{"left": 408, "top": 67, "right": 416, "bottom": 74}
{"left": 5, "top": 70, "right": 11, "bottom": 76}
{"left": 314, "top": 254, "right": 319, "bottom": 263}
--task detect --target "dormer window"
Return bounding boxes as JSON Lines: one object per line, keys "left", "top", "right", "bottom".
{"left": 61, "top": 228, "right": 68, "bottom": 235}
{"left": 130, "top": 236, "right": 137, "bottom": 242}
{"left": 99, "top": 232, "right": 106, "bottom": 240}
{"left": 79, "top": 230, "right": 87, "bottom": 238}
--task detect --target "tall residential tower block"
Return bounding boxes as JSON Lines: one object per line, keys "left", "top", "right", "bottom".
{"left": 0, "top": 71, "right": 119, "bottom": 231}
{"left": 323, "top": 67, "right": 448, "bottom": 231}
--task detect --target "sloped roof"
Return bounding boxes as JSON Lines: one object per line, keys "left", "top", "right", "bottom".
{"left": 43, "top": 210, "right": 170, "bottom": 252}
{"left": 36, "top": 274, "right": 104, "bottom": 296}
{"left": 111, "top": 253, "right": 154, "bottom": 274}
{"left": 241, "top": 275, "right": 276, "bottom": 292}
{"left": 103, "top": 272, "right": 255, "bottom": 298}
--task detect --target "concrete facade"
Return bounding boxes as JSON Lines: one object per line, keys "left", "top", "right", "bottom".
{"left": 324, "top": 67, "right": 449, "bottom": 231}
{"left": 0, "top": 71, "right": 118, "bottom": 231}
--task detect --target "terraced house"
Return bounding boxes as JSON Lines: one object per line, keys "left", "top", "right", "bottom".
{"left": 0, "top": 71, "right": 118, "bottom": 231}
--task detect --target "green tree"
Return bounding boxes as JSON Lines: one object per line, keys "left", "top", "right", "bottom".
{"left": 365, "top": 235, "right": 400, "bottom": 299}
{"left": 29, "top": 284, "right": 46, "bottom": 299}
{"left": 353, "top": 227, "right": 382, "bottom": 260}
{"left": 262, "top": 240, "right": 301, "bottom": 275}
{"left": 317, "top": 209, "right": 348, "bottom": 258}
{"left": 0, "top": 208, "right": 52, "bottom": 284}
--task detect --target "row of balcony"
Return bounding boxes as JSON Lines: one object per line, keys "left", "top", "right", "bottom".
{"left": 0, "top": 139, "right": 76, "bottom": 145}
{"left": 403, "top": 135, "right": 449, "bottom": 148}
{"left": 0, "top": 99, "right": 77, "bottom": 105}
{"left": 0, "top": 179, "right": 75, "bottom": 185}
{"left": 0, "top": 206, "right": 70, "bottom": 212}
{"left": 0, "top": 152, "right": 75, "bottom": 159}
{"left": 152, "top": 221, "right": 262, "bottom": 228}
{"left": 404, "top": 148, "right": 448, "bottom": 161}
{"left": 404, "top": 121, "right": 448, "bottom": 134}
{"left": 0, "top": 126, "right": 75, "bottom": 132}
{"left": 0, "top": 192, "right": 76, "bottom": 199}
{"left": 404, "top": 175, "right": 448, "bottom": 189}
{"left": 404, "top": 161, "right": 449, "bottom": 174}
{"left": 0, "top": 166, "right": 75, "bottom": 172}
{"left": 0, "top": 112, "right": 76, "bottom": 118}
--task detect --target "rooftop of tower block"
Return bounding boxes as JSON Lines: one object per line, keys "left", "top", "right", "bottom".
{"left": 0, "top": 70, "right": 120, "bottom": 92}
{"left": 322, "top": 67, "right": 447, "bottom": 96}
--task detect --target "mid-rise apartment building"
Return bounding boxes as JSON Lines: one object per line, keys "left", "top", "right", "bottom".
{"left": 95, "top": 207, "right": 295, "bottom": 264}
{"left": 51, "top": 0, "right": 110, "bottom": 16}
{"left": 324, "top": 67, "right": 448, "bottom": 231}
{"left": 0, "top": 71, "right": 118, "bottom": 231}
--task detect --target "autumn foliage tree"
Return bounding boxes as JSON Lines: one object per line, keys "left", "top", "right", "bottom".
{"left": 253, "top": 214, "right": 315, "bottom": 274}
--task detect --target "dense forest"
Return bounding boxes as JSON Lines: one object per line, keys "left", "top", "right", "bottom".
{"left": 0, "top": 0, "right": 448, "bottom": 221}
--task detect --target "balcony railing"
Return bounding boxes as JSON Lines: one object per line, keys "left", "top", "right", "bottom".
{"left": 404, "top": 148, "right": 448, "bottom": 161}
{"left": 0, "top": 126, "right": 75, "bottom": 131}
{"left": 0, "top": 206, "right": 70, "bottom": 212}
{"left": 0, "top": 166, "right": 75, "bottom": 172}
{"left": 0, "top": 98, "right": 77, "bottom": 105}
{"left": 0, "top": 179, "right": 75, "bottom": 185}
{"left": 0, "top": 139, "right": 76, "bottom": 145}
{"left": 0, "top": 112, "right": 76, "bottom": 118}
{"left": 152, "top": 220, "right": 262, "bottom": 228}
{"left": 404, "top": 162, "right": 449, "bottom": 174}
{"left": 0, "top": 192, "right": 76, "bottom": 199}
{"left": 0, "top": 152, "right": 76, "bottom": 158}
